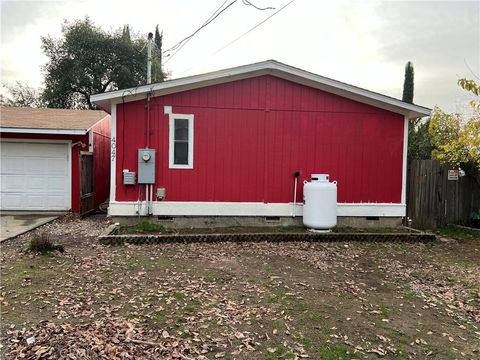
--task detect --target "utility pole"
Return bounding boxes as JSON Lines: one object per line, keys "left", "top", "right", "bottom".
{"left": 147, "top": 32, "right": 153, "bottom": 84}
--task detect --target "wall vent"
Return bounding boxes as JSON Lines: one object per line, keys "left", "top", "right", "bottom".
{"left": 157, "top": 216, "right": 174, "bottom": 222}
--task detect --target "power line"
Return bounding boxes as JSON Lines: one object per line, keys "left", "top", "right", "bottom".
{"left": 163, "top": 0, "right": 230, "bottom": 53}
{"left": 163, "top": 0, "right": 236, "bottom": 64}
{"left": 164, "top": 0, "right": 277, "bottom": 65}
{"left": 203, "top": 0, "right": 231, "bottom": 27}
{"left": 242, "top": 0, "right": 274, "bottom": 11}
{"left": 214, "top": 0, "right": 295, "bottom": 55}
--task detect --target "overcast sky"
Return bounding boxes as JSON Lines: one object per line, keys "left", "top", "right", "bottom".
{"left": 1, "top": 0, "right": 479, "bottom": 113}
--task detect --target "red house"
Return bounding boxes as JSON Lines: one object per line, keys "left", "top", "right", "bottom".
{"left": 0, "top": 107, "right": 111, "bottom": 215}
{"left": 91, "top": 60, "right": 430, "bottom": 225}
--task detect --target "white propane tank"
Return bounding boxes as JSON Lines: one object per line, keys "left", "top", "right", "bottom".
{"left": 303, "top": 174, "right": 337, "bottom": 230}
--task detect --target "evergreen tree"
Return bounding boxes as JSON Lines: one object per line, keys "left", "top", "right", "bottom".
{"left": 408, "top": 119, "right": 433, "bottom": 162}
{"left": 154, "top": 25, "right": 164, "bottom": 82}
{"left": 122, "top": 25, "right": 131, "bottom": 43}
{"left": 404, "top": 61, "right": 430, "bottom": 162}
{"left": 402, "top": 61, "right": 414, "bottom": 104}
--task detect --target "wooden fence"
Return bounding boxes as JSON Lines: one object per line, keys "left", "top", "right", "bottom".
{"left": 407, "top": 160, "right": 480, "bottom": 229}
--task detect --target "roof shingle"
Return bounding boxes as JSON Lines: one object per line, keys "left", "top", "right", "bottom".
{"left": 0, "top": 106, "right": 109, "bottom": 132}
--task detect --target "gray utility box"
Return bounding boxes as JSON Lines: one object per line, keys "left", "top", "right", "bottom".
{"left": 123, "top": 171, "right": 136, "bottom": 185}
{"left": 138, "top": 148, "right": 156, "bottom": 184}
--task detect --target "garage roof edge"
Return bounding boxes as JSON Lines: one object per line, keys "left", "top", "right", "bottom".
{"left": 0, "top": 127, "right": 88, "bottom": 135}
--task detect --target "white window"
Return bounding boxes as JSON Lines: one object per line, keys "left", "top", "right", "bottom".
{"left": 169, "top": 113, "right": 194, "bottom": 169}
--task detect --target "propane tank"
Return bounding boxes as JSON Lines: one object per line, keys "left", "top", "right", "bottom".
{"left": 303, "top": 174, "right": 337, "bottom": 230}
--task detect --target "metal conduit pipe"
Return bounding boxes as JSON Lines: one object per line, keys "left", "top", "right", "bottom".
{"left": 149, "top": 184, "right": 153, "bottom": 215}
{"left": 292, "top": 171, "right": 301, "bottom": 217}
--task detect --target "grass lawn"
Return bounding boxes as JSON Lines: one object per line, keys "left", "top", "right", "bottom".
{"left": 435, "top": 225, "right": 480, "bottom": 241}
{"left": 1, "top": 218, "right": 479, "bottom": 359}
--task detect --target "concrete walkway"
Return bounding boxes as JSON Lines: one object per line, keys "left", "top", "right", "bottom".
{"left": 0, "top": 213, "right": 65, "bottom": 242}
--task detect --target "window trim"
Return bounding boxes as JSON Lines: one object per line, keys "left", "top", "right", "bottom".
{"left": 168, "top": 113, "right": 194, "bottom": 169}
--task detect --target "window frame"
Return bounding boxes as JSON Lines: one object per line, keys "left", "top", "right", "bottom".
{"left": 169, "top": 113, "right": 194, "bottom": 169}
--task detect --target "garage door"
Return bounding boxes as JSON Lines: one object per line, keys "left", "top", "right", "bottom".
{"left": 1, "top": 141, "right": 70, "bottom": 211}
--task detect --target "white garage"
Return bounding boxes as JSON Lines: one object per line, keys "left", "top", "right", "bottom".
{"left": 1, "top": 106, "right": 110, "bottom": 213}
{"left": 0, "top": 141, "right": 71, "bottom": 211}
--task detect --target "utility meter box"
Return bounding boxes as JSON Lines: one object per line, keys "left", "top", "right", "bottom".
{"left": 138, "top": 148, "right": 155, "bottom": 184}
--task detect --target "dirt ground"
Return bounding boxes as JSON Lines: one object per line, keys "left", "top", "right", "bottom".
{"left": 1, "top": 215, "right": 479, "bottom": 359}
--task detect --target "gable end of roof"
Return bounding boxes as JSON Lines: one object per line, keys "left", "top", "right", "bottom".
{"left": 90, "top": 60, "right": 431, "bottom": 119}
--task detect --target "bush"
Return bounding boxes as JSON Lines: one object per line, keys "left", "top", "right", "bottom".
{"left": 28, "top": 233, "right": 64, "bottom": 253}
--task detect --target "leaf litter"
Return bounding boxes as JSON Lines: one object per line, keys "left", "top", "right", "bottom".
{"left": 1, "top": 216, "right": 479, "bottom": 358}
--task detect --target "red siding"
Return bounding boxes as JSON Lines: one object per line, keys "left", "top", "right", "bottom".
{"left": 92, "top": 116, "right": 111, "bottom": 208}
{"left": 115, "top": 75, "right": 404, "bottom": 203}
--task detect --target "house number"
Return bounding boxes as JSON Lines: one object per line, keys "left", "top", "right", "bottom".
{"left": 111, "top": 136, "right": 116, "bottom": 162}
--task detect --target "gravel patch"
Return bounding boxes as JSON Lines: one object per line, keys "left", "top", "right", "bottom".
{"left": 2, "top": 214, "right": 110, "bottom": 249}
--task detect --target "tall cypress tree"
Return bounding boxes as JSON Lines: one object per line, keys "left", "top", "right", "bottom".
{"left": 403, "top": 61, "right": 429, "bottom": 162}
{"left": 154, "top": 25, "right": 164, "bottom": 82}
{"left": 402, "top": 61, "right": 414, "bottom": 104}
{"left": 122, "top": 25, "right": 131, "bottom": 43}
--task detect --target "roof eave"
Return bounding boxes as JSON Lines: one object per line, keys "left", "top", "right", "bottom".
{"left": 91, "top": 60, "right": 431, "bottom": 117}
{"left": 0, "top": 127, "right": 88, "bottom": 135}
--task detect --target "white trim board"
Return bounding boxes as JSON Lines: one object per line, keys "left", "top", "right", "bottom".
{"left": 91, "top": 60, "right": 431, "bottom": 119}
{"left": 1, "top": 127, "right": 87, "bottom": 135}
{"left": 88, "top": 129, "right": 94, "bottom": 152}
{"left": 168, "top": 112, "right": 194, "bottom": 169}
{"left": 110, "top": 103, "right": 117, "bottom": 203}
{"left": 108, "top": 201, "right": 406, "bottom": 217}
{"left": 401, "top": 116, "right": 409, "bottom": 204}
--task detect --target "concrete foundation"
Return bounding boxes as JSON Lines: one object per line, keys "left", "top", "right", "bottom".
{"left": 112, "top": 216, "right": 403, "bottom": 229}
{"left": 338, "top": 216, "right": 402, "bottom": 228}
